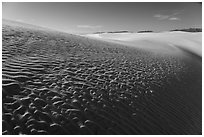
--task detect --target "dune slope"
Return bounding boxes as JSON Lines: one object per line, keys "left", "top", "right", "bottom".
{"left": 85, "top": 32, "right": 202, "bottom": 57}
{"left": 2, "top": 21, "right": 202, "bottom": 135}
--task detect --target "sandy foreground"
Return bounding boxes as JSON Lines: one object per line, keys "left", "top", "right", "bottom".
{"left": 2, "top": 20, "right": 202, "bottom": 135}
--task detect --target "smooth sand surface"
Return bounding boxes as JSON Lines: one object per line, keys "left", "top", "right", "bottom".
{"left": 85, "top": 32, "right": 202, "bottom": 57}
{"left": 2, "top": 20, "right": 202, "bottom": 135}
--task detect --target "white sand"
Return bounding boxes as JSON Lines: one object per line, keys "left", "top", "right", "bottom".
{"left": 85, "top": 32, "right": 202, "bottom": 57}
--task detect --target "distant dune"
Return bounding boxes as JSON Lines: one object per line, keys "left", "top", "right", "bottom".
{"left": 2, "top": 20, "right": 202, "bottom": 135}
{"left": 84, "top": 31, "right": 202, "bottom": 57}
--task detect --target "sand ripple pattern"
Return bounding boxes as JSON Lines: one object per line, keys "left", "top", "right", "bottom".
{"left": 2, "top": 24, "right": 202, "bottom": 135}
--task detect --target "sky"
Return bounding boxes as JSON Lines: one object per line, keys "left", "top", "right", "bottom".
{"left": 2, "top": 2, "right": 202, "bottom": 34}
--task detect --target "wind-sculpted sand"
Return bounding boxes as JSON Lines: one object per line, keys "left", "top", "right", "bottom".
{"left": 86, "top": 32, "right": 202, "bottom": 57}
{"left": 2, "top": 21, "right": 202, "bottom": 135}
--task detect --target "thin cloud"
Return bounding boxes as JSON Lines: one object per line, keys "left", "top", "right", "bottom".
{"left": 77, "top": 25, "right": 102, "bottom": 29}
{"left": 169, "top": 17, "right": 180, "bottom": 21}
{"left": 154, "top": 10, "right": 183, "bottom": 21}
{"left": 153, "top": 14, "right": 169, "bottom": 20}
{"left": 171, "top": 10, "right": 184, "bottom": 15}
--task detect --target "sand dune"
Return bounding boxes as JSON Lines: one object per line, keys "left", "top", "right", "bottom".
{"left": 2, "top": 20, "right": 202, "bottom": 135}
{"left": 85, "top": 32, "right": 202, "bottom": 57}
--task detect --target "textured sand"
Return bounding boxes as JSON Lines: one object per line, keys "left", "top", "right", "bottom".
{"left": 2, "top": 21, "right": 202, "bottom": 135}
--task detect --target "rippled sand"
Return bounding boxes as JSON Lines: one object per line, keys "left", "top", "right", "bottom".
{"left": 2, "top": 21, "right": 202, "bottom": 135}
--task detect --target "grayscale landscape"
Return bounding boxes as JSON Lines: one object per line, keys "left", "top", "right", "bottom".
{"left": 2, "top": 2, "right": 202, "bottom": 135}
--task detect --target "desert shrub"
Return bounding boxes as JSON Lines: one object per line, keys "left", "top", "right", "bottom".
{"left": 170, "top": 28, "right": 202, "bottom": 32}
{"left": 137, "top": 30, "right": 153, "bottom": 33}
